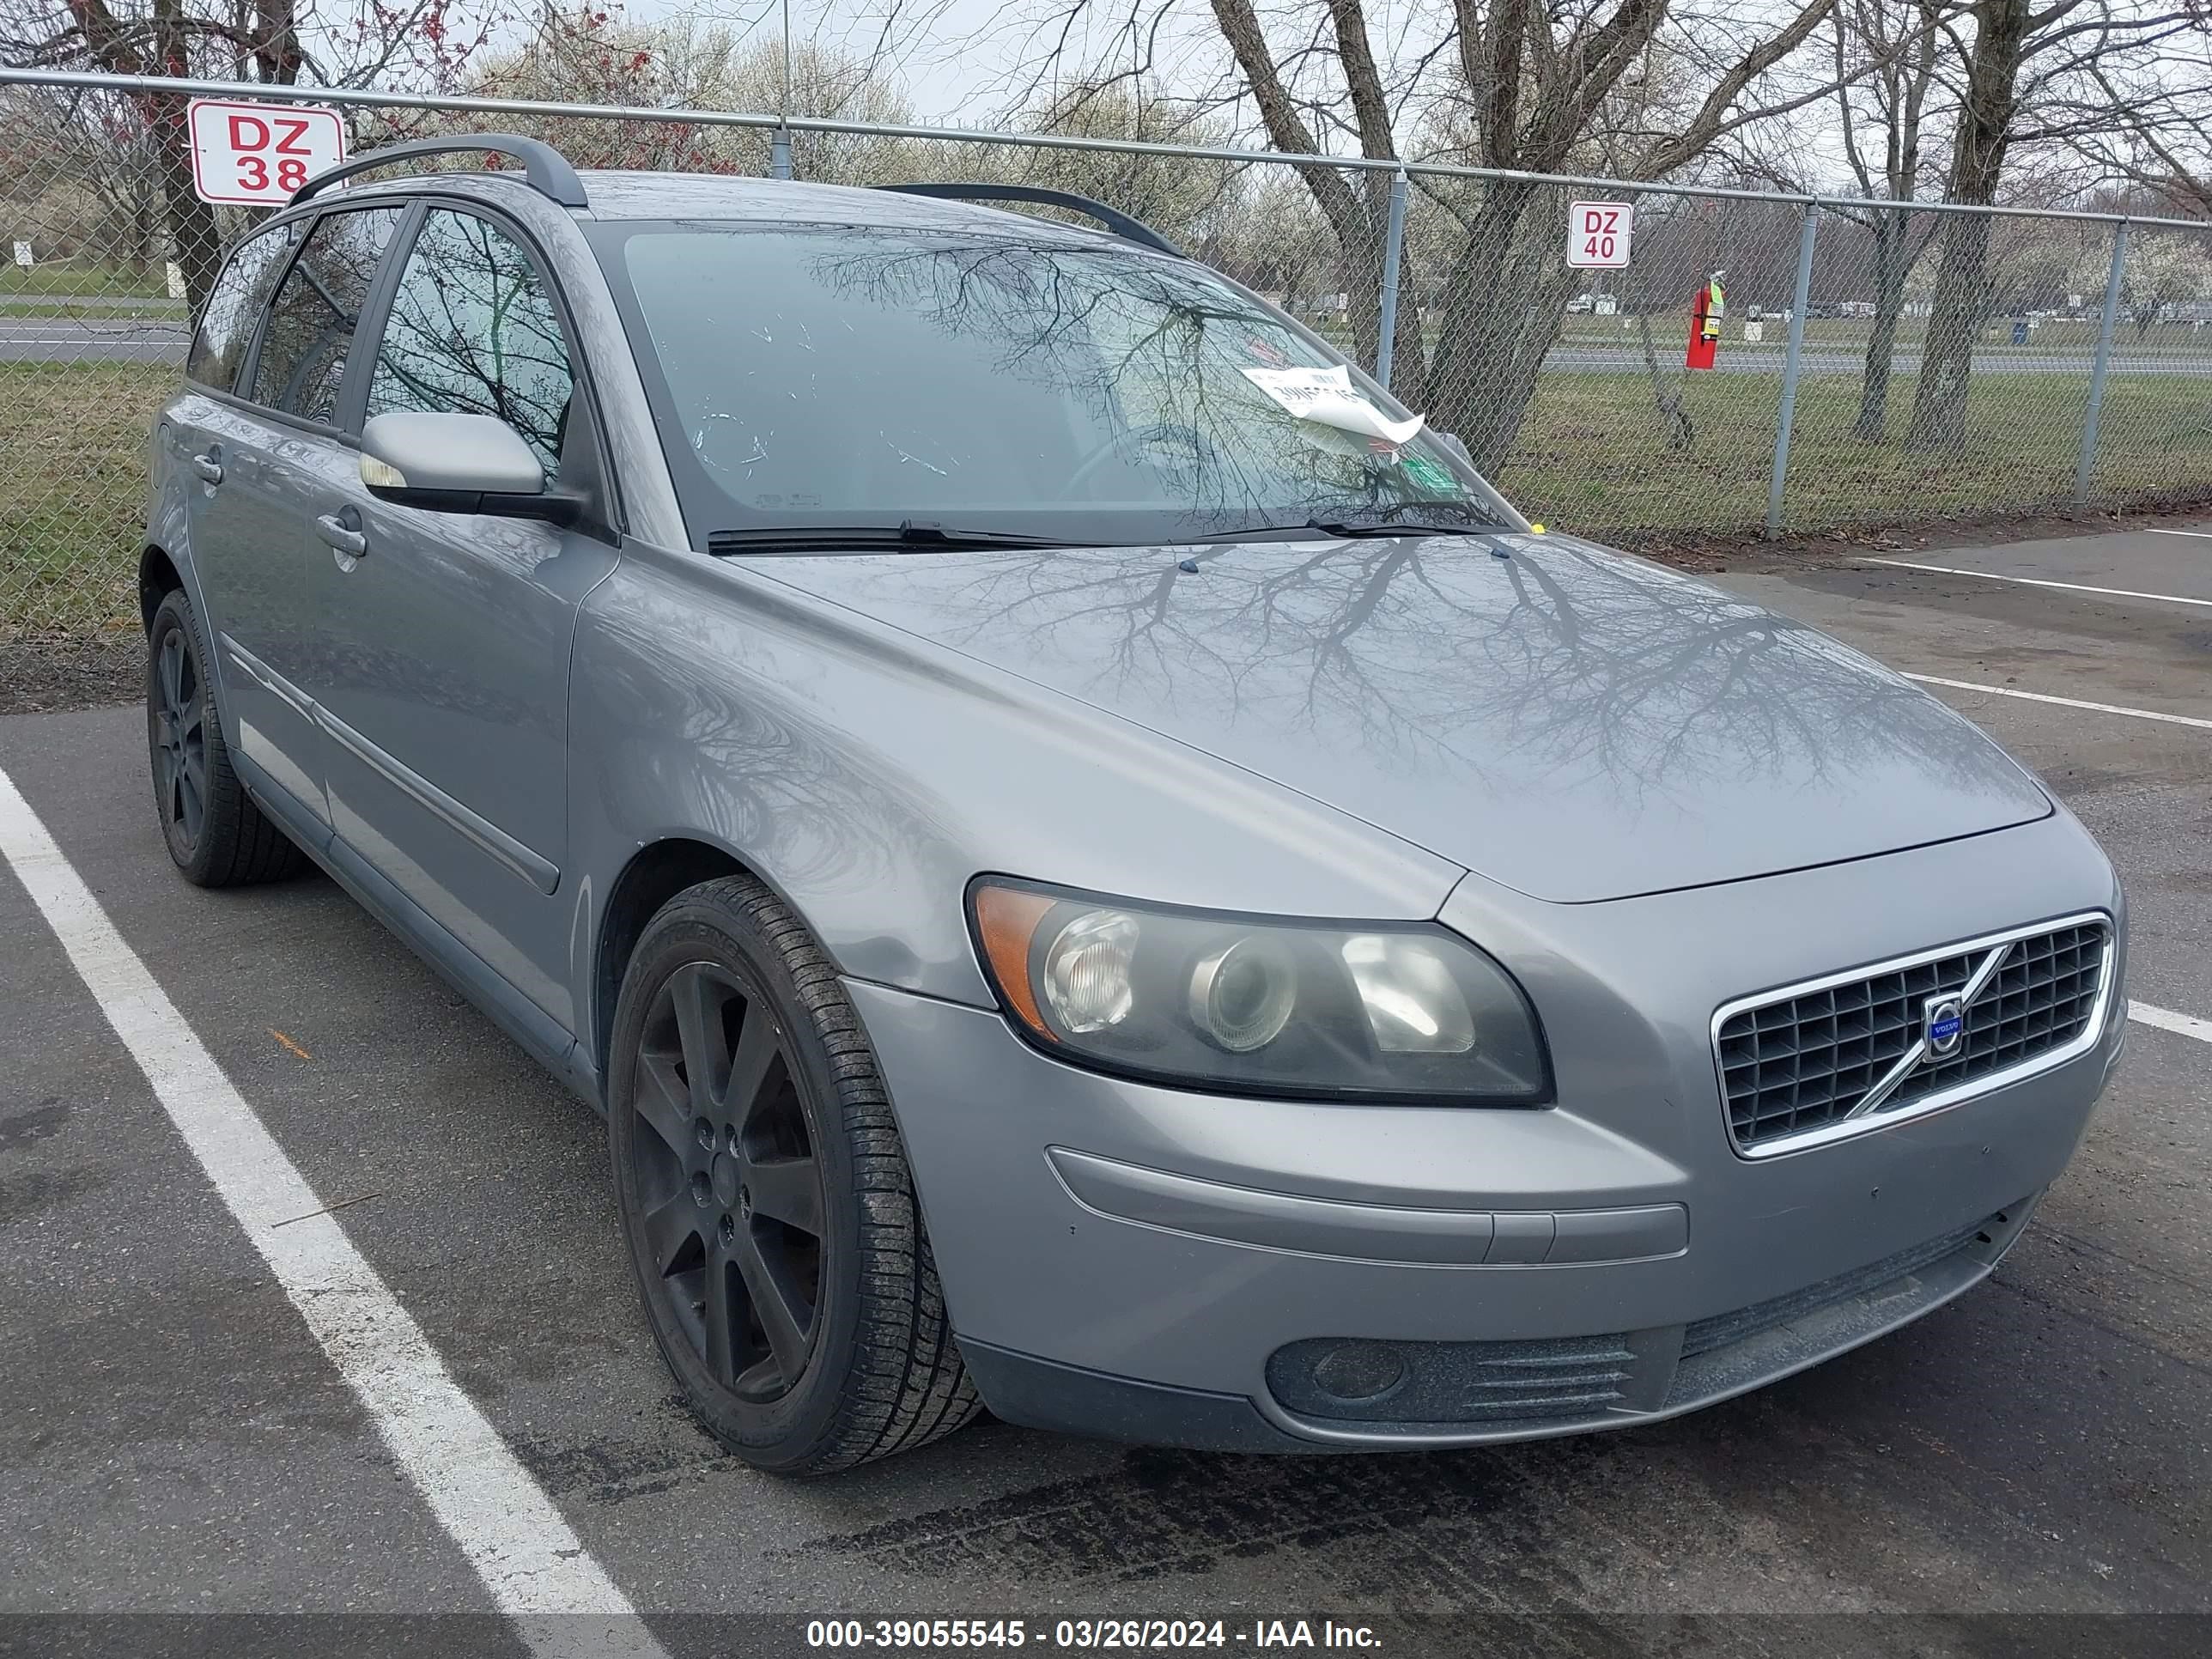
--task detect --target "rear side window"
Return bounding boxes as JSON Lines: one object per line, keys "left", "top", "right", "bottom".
{"left": 252, "top": 206, "right": 404, "bottom": 423}
{"left": 184, "top": 221, "right": 300, "bottom": 392}
{"left": 363, "top": 210, "right": 574, "bottom": 474}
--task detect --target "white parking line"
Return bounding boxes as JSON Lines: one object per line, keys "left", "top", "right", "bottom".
{"left": 1904, "top": 674, "right": 2212, "bottom": 732}
{"left": 2143, "top": 527, "right": 2212, "bottom": 540}
{"left": 2130, "top": 1001, "right": 2212, "bottom": 1044}
{"left": 1862, "top": 558, "right": 2212, "bottom": 610}
{"left": 0, "top": 766, "right": 667, "bottom": 1659}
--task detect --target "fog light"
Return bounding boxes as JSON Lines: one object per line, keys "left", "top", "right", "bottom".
{"left": 1310, "top": 1341, "right": 1407, "bottom": 1403}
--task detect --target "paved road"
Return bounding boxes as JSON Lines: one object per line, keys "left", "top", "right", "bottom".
{"left": 2, "top": 526, "right": 2208, "bottom": 1656}
{"left": 0, "top": 314, "right": 187, "bottom": 362}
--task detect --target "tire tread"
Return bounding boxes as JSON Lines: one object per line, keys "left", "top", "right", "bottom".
{"left": 631, "top": 875, "right": 979, "bottom": 1474}
{"left": 149, "top": 590, "right": 305, "bottom": 887}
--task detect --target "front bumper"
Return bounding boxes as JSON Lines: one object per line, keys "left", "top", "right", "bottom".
{"left": 851, "top": 815, "right": 2126, "bottom": 1451}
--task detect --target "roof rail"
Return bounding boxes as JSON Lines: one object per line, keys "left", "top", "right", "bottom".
{"left": 872, "top": 183, "right": 1186, "bottom": 258}
{"left": 292, "top": 135, "right": 589, "bottom": 209}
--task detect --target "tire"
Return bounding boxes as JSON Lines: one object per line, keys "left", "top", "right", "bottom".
{"left": 607, "top": 875, "right": 980, "bottom": 1474}
{"left": 146, "top": 588, "right": 305, "bottom": 887}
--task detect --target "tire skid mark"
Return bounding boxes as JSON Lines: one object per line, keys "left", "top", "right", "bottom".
{"left": 787, "top": 1441, "right": 1695, "bottom": 1601}
{"left": 0, "top": 1097, "right": 71, "bottom": 1150}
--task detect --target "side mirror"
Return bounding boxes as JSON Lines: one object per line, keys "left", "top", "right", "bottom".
{"left": 359, "top": 410, "right": 580, "bottom": 525}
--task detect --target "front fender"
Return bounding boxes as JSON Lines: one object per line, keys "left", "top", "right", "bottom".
{"left": 562, "top": 538, "right": 1466, "bottom": 1070}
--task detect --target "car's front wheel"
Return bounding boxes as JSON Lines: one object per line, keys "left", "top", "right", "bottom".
{"left": 606, "top": 876, "right": 979, "bottom": 1474}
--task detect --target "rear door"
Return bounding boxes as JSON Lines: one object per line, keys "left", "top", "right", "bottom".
{"left": 182, "top": 205, "right": 405, "bottom": 822}
{"left": 170, "top": 216, "right": 317, "bottom": 811}
{"left": 304, "top": 204, "right": 619, "bottom": 1029}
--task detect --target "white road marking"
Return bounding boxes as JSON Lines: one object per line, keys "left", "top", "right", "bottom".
{"left": 1904, "top": 673, "right": 2212, "bottom": 732}
{"left": 2142, "top": 527, "right": 2212, "bottom": 540}
{"left": 0, "top": 766, "right": 666, "bottom": 1659}
{"left": 2130, "top": 1001, "right": 2212, "bottom": 1044}
{"left": 1, "top": 335, "right": 179, "bottom": 344}
{"left": 1862, "top": 557, "right": 2212, "bottom": 610}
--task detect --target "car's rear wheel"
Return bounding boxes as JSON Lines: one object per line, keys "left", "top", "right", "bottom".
{"left": 607, "top": 875, "right": 979, "bottom": 1474}
{"left": 146, "top": 588, "right": 304, "bottom": 886}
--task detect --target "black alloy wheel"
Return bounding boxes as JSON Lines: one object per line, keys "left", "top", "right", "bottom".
{"left": 151, "top": 622, "right": 208, "bottom": 854}
{"left": 144, "top": 588, "right": 304, "bottom": 886}
{"left": 629, "top": 960, "right": 826, "bottom": 1401}
{"left": 607, "top": 876, "right": 978, "bottom": 1474}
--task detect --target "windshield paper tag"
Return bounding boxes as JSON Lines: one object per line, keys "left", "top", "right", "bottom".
{"left": 1241, "top": 365, "right": 1427, "bottom": 446}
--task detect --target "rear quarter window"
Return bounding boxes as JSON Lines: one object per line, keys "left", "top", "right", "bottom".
{"left": 184, "top": 220, "right": 302, "bottom": 392}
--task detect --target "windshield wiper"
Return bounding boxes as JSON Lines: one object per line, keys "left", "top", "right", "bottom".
{"left": 708, "top": 520, "right": 1082, "bottom": 555}
{"left": 1306, "top": 515, "right": 1504, "bottom": 539}
{"left": 1191, "top": 515, "right": 1504, "bottom": 544}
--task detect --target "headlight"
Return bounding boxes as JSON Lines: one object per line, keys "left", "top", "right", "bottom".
{"left": 969, "top": 878, "right": 1551, "bottom": 1103}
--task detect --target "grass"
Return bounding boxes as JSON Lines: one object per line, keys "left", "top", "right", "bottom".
{"left": 1498, "top": 368, "right": 2212, "bottom": 544}
{"left": 0, "top": 264, "right": 170, "bottom": 298}
{"left": 4, "top": 358, "right": 2207, "bottom": 644}
{"left": 0, "top": 297, "right": 186, "bottom": 319}
{"left": 1551, "top": 315, "right": 2212, "bottom": 356}
{"left": 0, "top": 360, "right": 177, "bottom": 640}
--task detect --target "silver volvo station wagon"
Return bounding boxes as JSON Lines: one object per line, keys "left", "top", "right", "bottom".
{"left": 141, "top": 136, "right": 2128, "bottom": 1474}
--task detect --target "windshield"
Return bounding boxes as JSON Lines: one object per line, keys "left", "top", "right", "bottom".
{"left": 599, "top": 223, "right": 1516, "bottom": 547}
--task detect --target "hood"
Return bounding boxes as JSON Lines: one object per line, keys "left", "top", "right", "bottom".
{"left": 752, "top": 533, "right": 2051, "bottom": 904}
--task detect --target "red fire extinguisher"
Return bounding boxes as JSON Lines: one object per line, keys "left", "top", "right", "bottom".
{"left": 1686, "top": 270, "right": 1725, "bottom": 371}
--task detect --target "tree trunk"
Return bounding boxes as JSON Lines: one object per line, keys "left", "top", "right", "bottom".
{"left": 1424, "top": 180, "right": 1557, "bottom": 472}
{"left": 1905, "top": 0, "right": 2027, "bottom": 453}
{"left": 1851, "top": 215, "right": 1911, "bottom": 440}
{"left": 152, "top": 103, "right": 224, "bottom": 325}
{"left": 149, "top": 0, "right": 224, "bottom": 325}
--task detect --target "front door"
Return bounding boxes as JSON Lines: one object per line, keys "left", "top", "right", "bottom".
{"left": 185, "top": 206, "right": 404, "bottom": 823}
{"left": 306, "top": 205, "right": 618, "bottom": 1028}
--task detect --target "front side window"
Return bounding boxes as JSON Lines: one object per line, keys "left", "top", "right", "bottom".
{"left": 252, "top": 206, "right": 403, "bottom": 422}
{"left": 185, "top": 220, "right": 301, "bottom": 392}
{"left": 364, "top": 210, "right": 574, "bottom": 475}
{"left": 601, "top": 224, "right": 1506, "bottom": 546}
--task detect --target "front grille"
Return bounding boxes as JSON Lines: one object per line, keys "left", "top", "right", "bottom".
{"left": 1717, "top": 919, "right": 2109, "bottom": 1152}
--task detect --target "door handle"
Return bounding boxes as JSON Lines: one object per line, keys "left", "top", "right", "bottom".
{"left": 191, "top": 449, "right": 223, "bottom": 485}
{"left": 315, "top": 511, "right": 367, "bottom": 559}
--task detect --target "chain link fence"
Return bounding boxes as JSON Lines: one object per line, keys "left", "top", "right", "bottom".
{"left": 4, "top": 67, "right": 2209, "bottom": 704}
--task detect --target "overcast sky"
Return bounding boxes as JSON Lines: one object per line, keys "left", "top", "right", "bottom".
{"left": 630, "top": 0, "right": 1237, "bottom": 126}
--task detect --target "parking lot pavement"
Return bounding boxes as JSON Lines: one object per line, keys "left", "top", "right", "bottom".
{"left": 3, "top": 523, "right": 2209, "bottom": 1658}
{"left": 1838, "top": 523, "right": 2212, "bottom": 606}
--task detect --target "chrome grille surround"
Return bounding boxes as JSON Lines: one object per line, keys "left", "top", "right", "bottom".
{"left": 1711, "top": 913, "right": 2115, "bottom": 1159}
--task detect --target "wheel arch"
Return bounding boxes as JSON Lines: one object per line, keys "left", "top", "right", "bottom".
{"left": 139, "top": 543, "right": 185, "bottom": 634}
{"left": 591, "top": 835, "right": 810, "bottom": 1096}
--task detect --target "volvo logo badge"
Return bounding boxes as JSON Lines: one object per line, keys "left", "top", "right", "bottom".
{"left": 1923, "top": 994, "right": 1965, "bottom": 1059}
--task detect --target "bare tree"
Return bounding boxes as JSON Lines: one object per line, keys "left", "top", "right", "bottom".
{"left": 991, "top": 0, "right": 1863, "bottom": 471}
{"left": 437, "top": 9, "right": 921, "bottom": 182}
{"left": 1829, "top": 0, "right": 1950, "bottom": 438}
{"left": 1904, "top": 0, "right": 2199, "bottom": 451}
{"left": 2, "top": 0, "right": 502, "bottom": 319}
{"left": 2070, "top": 51, "right": 2212, "bottom": 218}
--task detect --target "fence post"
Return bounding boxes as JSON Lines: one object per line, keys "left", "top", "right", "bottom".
{"left": 1765, "top": 201, "right": 1821, "bottom": 540}
{"left": 1376, "top": 168, "right": 1408, "bottom": 390}
{"left": 769, "top": 126, "right": 794, "bottom": 179}
{"left": 2075, "top": 221, "right": 2129, "bottom": 506}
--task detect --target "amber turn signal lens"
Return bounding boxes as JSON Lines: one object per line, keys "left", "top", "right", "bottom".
{"left": 972, "top": 884, "right": 1059, "bottom": 1041}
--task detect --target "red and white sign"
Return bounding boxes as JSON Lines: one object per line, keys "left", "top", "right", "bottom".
{"left": 187, "top": 98, "right": 347, "bottom": 206}
{"left": 1567, "top": 200, "right": 1633, "bottom": 269}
